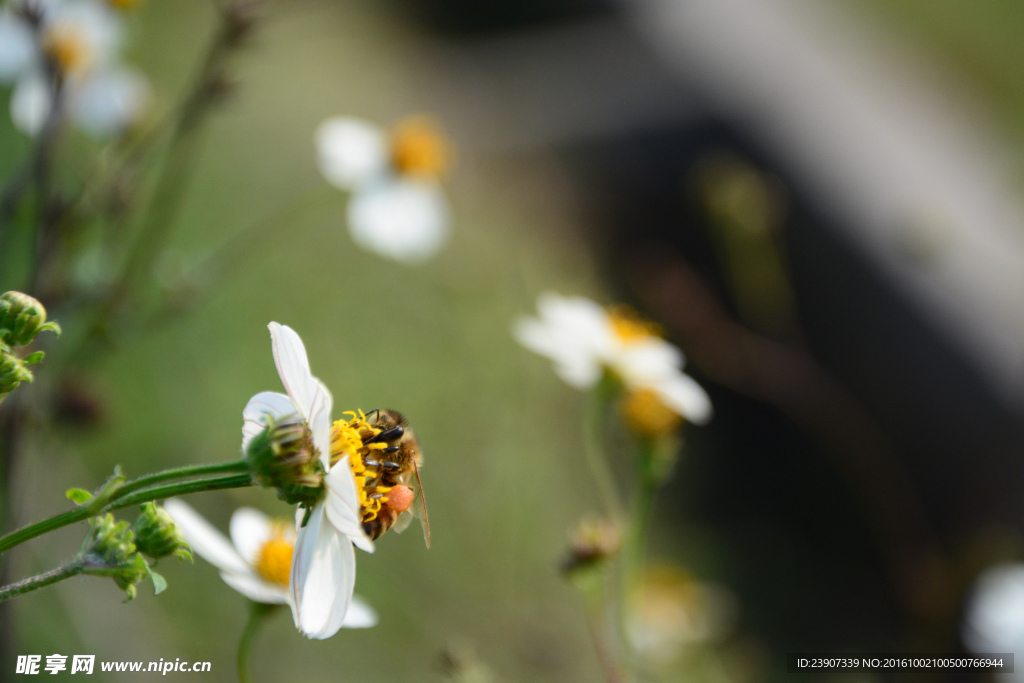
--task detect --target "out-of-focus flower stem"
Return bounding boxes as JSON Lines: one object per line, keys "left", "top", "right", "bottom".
{"left": 0, "top": 465, "right": 250, "bottom": 554}
{"left": 582, "top": 585, "right": 628, "bottom": 683}
{"left": 237, "top": 602, "right": 278, "bottom": 683}
{"left": 0, "top": 559, "right": 85, "bottom": 601}
{"left": 584, "top": 375, "right": 624, "bottom": 518}
{"left": 618, "top": 438, "right": 662, "bottom": 677}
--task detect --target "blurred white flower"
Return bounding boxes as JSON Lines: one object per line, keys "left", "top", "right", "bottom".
{"left": 315, "top": 115, "right": 452, "bottom": 264}
{"left": 242, "top": 322, "right": 375, "bottom": 639}
{"left": 514, "top": 293, "right": 712, "bottom": 424}
{"left": 163, "top": 499, "right": 377, "bottom": 629}
{"left": 963, "top": 562, "right": 1024, "bottom": 677}
{"left": 0, "top": 0, "right": 148, "bottom": 137}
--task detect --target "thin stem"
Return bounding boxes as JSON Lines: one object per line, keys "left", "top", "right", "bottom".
{"left": 0, "top": 559, "right": 84, "bottom": 601}
{"left": 115, "top": 460, "right": 248, "bottom": 499}
{"left": 0, "top": 469, "right": 252, "bottom": 554}
{"left": 618, "top": 439, "right": 660, "bottom": 678}
{"left": 106, "top": 473, "right": 253, "bottom": 511}
{"left": 583, "top": 587, "right": 628, "bottom": 683}
{"left": 584, "top": 376, "right": 624, "bottom": 518}
{"left": 238, "top": 602, "right": 278, "bottom": 683}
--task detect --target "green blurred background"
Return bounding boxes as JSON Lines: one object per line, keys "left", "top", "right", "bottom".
{"left": 4, "top": 0, "right": 1024, "bottom": 681}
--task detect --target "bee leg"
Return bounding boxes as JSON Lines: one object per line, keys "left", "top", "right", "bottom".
{"left": 365, "top": 425, "right": 404, "bottom": 444}
{"left": 379, "top": 460, "right": 402, "bottom": 471}
{"left": 364, "top": 457, "right": 381, "bottom": 467}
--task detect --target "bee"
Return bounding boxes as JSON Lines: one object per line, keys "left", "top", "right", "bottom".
{"left": 361, "top": 409, "right": 431, "bottom": 548}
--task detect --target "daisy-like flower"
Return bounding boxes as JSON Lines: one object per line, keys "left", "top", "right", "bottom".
{"left": 163, "top": 499, "right": 377, "bottom": 628}
{"left": 0, "top": 0, "right": 148, "bottom": 138}
{"left": 513, "top": 292, "right": 712, "bottom": 426}
{"left": 243, "top": 322, "right": 406, "bottom": 639}
{"left": 315, "top": 114, "right": 452, "bottom": 264}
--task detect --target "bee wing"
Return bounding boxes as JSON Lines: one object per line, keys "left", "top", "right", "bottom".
{"left": 412, "top": 460, "right": 431, "bottom": 549}
{"left": 391, "top": 510, "right": 414, "bottom": 534}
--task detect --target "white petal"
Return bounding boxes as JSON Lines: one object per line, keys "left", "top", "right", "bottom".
{"left": 49, "top": 0, "right": 122, "bottom": 69}
{"left": 324, "top": 461, "right": 375, "bottom": 553}
{"left": 318, "top": 538, "right": 357, "bottom": 639}
{"left": 652, "top": 373, "right": 713, "bottom": 425}
{"left": 614, "top": 339, "right": 684, "bottom": 386}
{"left": 341, "top": 595, "right": 378, "bottom": 629}
{"left": 315, "top": 117, "right": 388, "bottom": 189}
{"left": 307, "top": 378, "right": 334, "bottom": 470}
{"left": 220, "top": 572, "right": 290, "bottom": 605}
{"left": 10, "top": 75, "right": 52, "bottom": 137}
{"left": 291, "top": 504, "right": 355, "bottom": 639}
{"left": 268, "top": 322, "right": 318, "bottom": 419}
{"left": 241, "top": 391, "right": 297, "bottom": 453}
{"left": 70, "top": 66, "right": 148, "bottom": 138}
{"left": 162, "top": 499, "right": 251, "bottom": 577}
{"left": 347, "top": 178, "right": 450, "bottom": 264}
{"left": 229, "top": 507, "right": 277, "bottom": 567}
{"left": 0, "top": 15, "right": 35, "bottom": 83}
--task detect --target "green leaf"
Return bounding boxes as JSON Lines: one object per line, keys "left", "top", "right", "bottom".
{"left": 65, "top": 488, "right": 93, "bottom": 505}
{"left": 22, "top": 351, "right": 44, "bottom": 365}
{"left": 148, "top": 568, "right": 167, "bottom": 595}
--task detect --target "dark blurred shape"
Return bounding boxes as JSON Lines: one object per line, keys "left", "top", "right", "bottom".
{"left": 384, "top": 0, "right": 616, "bottom": 37}
{"left": 53, "top": 376, "right": 107, "bottom": 430}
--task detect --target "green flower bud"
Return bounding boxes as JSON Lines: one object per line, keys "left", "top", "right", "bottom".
{"left": 0, "top": 346, "right": 35, "bottom": 397}
{"left": 0, "top": 291, "right": 61, "bottom": 348}
{"left": 246, "top": 414, "right": 324, "bottom": 508}
{"left": 133, "top": 503, "right": 192, "bottom": 562}
{"left": 81, "top": 514, "right": 145, "bottom": 600}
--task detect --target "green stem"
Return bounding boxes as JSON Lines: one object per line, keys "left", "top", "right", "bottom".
{"left": 238, "top": 602, "right": 278, "bottom": 683}
{"left": 584, "top": 376, "right": 624, "bottom": 518}
{"left": 0, "top": 559, "right": 84, "bottom": 601}
{"left": 0, "top": 468, "right": 252, "bottom": 554}
{"left": 618, "top": 439, "right": 661, "bottom": 678}
{"left": 115, "top": 460, "right": 248, "bottom": 499}
{"left": 106, "top": 473, "right": 253, "bottom": 512}
{"left": 582, "top": 587, "right": 628, "bottom": 683}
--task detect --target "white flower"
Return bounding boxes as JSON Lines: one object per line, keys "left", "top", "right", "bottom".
{"left": 514, "top": 292, "right": 712, "bottom": 425}
{"left": 315, "top": 115, "right": 451, "bottom": 264}
{"left": 0, "top": 0, "right": 148, "bottom": 138}
{"left": 241, "top": 322, "right": 375, "bottom": 639}
{"left": 163, "top": 499, "right": 377, "bottom": 629}
{"left": 963, "top": 562, "right": 1024, "bottom": 676}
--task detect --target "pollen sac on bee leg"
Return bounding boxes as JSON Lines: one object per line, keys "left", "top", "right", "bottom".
{"left": 387, "top": 485, "right": 414, "bottom": 513}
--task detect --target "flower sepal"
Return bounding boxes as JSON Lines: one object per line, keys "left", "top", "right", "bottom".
{"left": 0, "top": 291, "right": 61, "bottom": 348}
{"left": 245, "top": 413, "right": 325, "bottom": 508}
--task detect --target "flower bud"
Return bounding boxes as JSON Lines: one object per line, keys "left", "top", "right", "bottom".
{"left": 246, "top": 414, "right": 324, "bottom": 508}
{"left": 133, "top": 503, "right": 192, "bottom": 562}
{"left": 0, "top": 291, "right": 61, "bottom": 348}
{"left": 82, "top": 514, "right": 146, "bottom": 599}
{"left": 0, "top": 346, "right": 35, "bottom": 398}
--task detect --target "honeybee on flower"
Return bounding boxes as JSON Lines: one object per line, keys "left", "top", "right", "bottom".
{"left": 315, "top": 114, "right": 452, "bottom": 264}
{"left": 163, "top": 499, "right": 377, "bottom": 629}
{"left": 0, "top": 0, "right": 149, "bottom": 137}
{"left": 514, "top": 293, "right": 712, "bottom": 430}
{"left": 241, "top": 322, "right": 428, "bottom": 639}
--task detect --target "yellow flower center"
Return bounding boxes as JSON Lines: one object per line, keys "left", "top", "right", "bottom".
{"left": 620, "top": 388, "right": 682, "bottom": 438}
{"left": 607, "top": 305, "right": 662, "bottom": 345}
{"left": 107, "top": 0, "right": 143, "bottom": 9}
{"left": 390, "top": 116, "right": 451, "bottom": 179}
{"left": 330, "top": 410, "right": 392, "bottom": 524}
{"left": 254, "top": 528, "right": 294, "bottom": 586}
{"left": 43, "top": 27, "right": 92, "bottom": 76}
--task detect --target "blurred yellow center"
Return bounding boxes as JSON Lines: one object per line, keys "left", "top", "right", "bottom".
{"left": 621, "top": 388, "right": 682, "bottom": 438}
{"left": 391, "top": 116, "right": 451, "bottom": 178}
{"left": 43, "top": 28, "right": 92, "bottom": 75}
{"left": 607, "top": 306, "right": 661, "bottom": 345}
{"left": 255, "top": 534, "right": 294, "bottom": 586}
{"left": 107, "top": 0, "right": 143, "bottom": 9}
{"left": 331, "top": 410, "right": 391, "bottom": 523}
